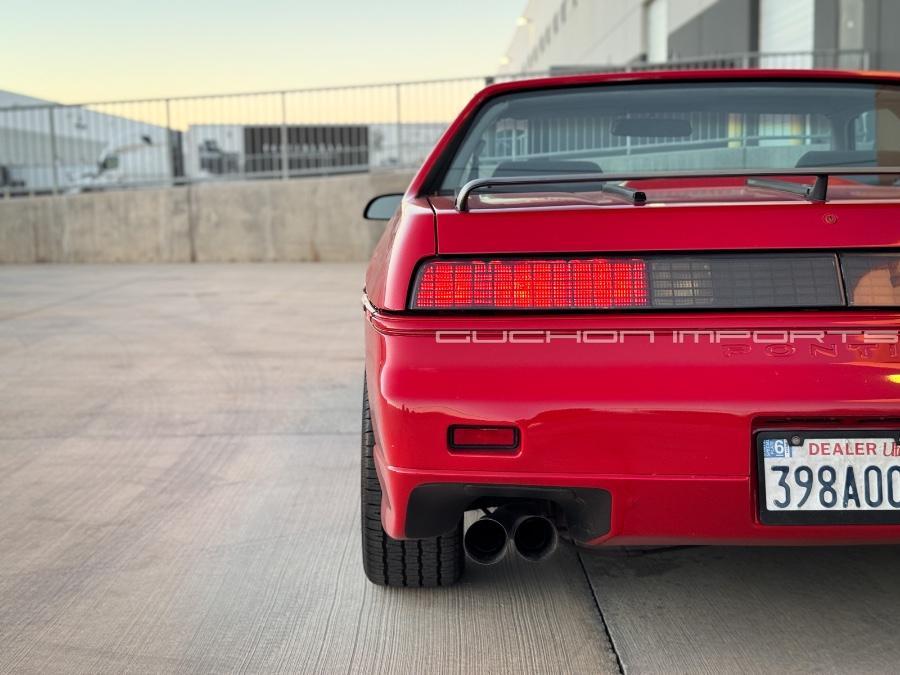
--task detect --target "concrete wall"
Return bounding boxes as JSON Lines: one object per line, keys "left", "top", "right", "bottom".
{"left": 0, "top": 170, "right": 412, "bottom": 263}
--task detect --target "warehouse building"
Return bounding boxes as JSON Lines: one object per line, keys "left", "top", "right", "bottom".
{"left": 0, "top": 90, "right": 177, "bottom": 194}
{"left": 499, "top": 0, "right": 900, "bottom": 74}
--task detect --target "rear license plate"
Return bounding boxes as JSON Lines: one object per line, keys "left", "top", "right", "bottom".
{"left": 757, "top": 431, "right": 900, "bottom": 525}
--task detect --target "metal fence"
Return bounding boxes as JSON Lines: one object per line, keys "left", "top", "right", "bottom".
{"left": 0, "top": 49, "right": 870, "bottom": 198}
{"left": 548, "top": 47, "right": 870, "bottom": 74}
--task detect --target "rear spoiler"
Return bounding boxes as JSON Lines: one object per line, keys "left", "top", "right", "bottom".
{"left": 455, "top": 167, "right": 900, "bottom": 212}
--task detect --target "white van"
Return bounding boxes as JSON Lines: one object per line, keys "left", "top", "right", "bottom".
{"left": 71, "top": 133, "right": 172, "bottom": 191}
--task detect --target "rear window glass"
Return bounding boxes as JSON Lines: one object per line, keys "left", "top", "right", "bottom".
{"left": 437, "top": 81, "right": 900, "bottom": 194}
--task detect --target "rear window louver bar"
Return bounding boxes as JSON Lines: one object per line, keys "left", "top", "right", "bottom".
{"left": 454, "top": 167, "right": 900, "bottom": 212}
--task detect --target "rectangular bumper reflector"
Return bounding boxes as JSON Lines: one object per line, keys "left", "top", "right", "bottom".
{"left": 449, "top": 426, "right": 519, "bottom": 450}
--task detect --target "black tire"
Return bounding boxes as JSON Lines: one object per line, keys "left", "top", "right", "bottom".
{"left": 361, "top": 379, "right": 464, "bottom": 587}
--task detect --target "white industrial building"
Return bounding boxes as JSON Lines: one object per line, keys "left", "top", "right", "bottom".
{"left": 499, "top": 0, "right": 898, "bottom": 74}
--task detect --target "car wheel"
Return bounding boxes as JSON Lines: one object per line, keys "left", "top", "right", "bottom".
{"left": 361, "top": 378, "right": 464, "bottom": 587}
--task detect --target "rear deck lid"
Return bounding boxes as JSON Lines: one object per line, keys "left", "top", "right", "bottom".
{"left": 428, "top": 191, "right": 900, "bottom": 255}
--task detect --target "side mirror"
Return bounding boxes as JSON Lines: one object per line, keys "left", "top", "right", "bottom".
{"left": 364, "top": 193, "right": 403, "bottom": 221}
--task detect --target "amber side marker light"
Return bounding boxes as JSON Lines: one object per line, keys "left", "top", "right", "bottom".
{"left": 449, "top": 425, "right": 520, "bottom": 451}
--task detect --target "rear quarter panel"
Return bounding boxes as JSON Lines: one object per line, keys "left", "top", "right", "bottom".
{"left": 364, "top": 197, "right": 435, "bottom": 311}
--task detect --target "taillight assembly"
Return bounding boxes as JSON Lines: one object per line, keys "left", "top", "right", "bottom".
{"left": 411, "top": 258, "right": 649, "bottom": 309}
{"left": 409, "top": 254, "right": 847, "bottom": 310}
{"left": 841, "top": 253, "right": 900, "bottom": 306}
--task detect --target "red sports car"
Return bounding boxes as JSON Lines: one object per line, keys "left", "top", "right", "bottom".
{"left": 361, "top": 69, "right": 900, "bottom": 587}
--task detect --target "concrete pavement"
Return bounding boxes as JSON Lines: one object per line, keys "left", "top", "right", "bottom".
{"left": 583, "top": 545, "right": 900, "bottom": 673}
{"left": 1, "top": 264, "right": 898, "bottom": 674}
{"left": 0, "top": 264, "right": 615, "bottom": 674}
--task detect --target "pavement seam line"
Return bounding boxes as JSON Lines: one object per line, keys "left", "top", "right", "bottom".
{"left": 576, "top": 550, "right": 625, "bottom": 674}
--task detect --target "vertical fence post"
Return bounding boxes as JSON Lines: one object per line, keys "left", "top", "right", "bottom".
{"left": 395, "top": 83, "right": 403, "bottom": 167}
{"left": 281, "top": 92, "right": 289, "bottom": 180}
{"left": 47, "top": 107, "right": 59, "bottom": 195}
{"left": 164, "top": 98, "right": 174, "bottom": 186}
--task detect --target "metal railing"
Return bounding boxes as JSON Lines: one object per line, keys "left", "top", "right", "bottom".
{"left": 548, "top": 47, "right": 871, "bottom": 75}
{"left": 0, "top": 49, "right": 871, "bottom": 198}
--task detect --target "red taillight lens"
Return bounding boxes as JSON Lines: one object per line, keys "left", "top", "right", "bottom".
{"left": 412, "top": 258, "right": 649, "bottom": 309}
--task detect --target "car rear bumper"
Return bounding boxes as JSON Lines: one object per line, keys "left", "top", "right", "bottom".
{"left": 379, "top": 466, "right": 900, "bottom": 546}
{"left": 364, "top": 306, "right": 900, "bottom": 545}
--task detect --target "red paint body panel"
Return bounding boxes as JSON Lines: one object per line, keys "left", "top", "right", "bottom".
{"left": 363, "top": 69, "right": 900, "bottom": 546}
{"left": 364, "top": 197, "right": 436, "bottom": 311}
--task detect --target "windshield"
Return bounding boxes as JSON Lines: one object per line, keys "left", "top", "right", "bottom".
{"left": 438, "top": 80, "right": 900, "bottom": 194}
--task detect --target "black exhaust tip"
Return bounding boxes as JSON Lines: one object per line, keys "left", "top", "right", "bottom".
{"left": 512, "top": 515, "right": 558, "bottom": 562}
{"left": 464, "top": 516, "right": 508, "bottom": 565}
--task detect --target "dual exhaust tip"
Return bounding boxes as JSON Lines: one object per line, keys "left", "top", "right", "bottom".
{"left": 463, "top": 504, "right": 558, "bottom": 565}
